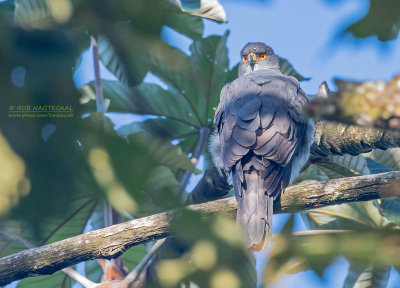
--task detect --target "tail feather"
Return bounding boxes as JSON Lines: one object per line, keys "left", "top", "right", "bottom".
{"left": 235, "top": 169, "right": 273, "bottom": 251}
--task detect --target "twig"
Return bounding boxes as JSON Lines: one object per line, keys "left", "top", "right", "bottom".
{"left": 179, "top": 127, "right": 210, "bottom": 197}
{"left": 91, "top": 36, "right": 104, "bottom": 113}
{"left": 120, "top": 239, "right": 166, "bottom": 287}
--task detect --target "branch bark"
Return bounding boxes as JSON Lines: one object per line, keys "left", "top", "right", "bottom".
{"left": 311, "top": 121, "right": 400, "bottom": 157}
{"left": 1, "top": 171, "right": 400, "bottom": 285}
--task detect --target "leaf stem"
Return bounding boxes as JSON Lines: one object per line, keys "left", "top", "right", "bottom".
{"left": 179, "top": 126, "right": 210, "bottom": 198}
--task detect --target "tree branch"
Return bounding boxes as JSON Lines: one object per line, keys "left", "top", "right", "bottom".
{"left": 311, "top": 121, "right": 400, "bottom": 157}
{"left": 1, "top": 171, "right": 400, "bottom": 285}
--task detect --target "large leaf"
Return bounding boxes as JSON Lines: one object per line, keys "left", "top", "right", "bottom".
{"left": 97, "top": 35, "right": 129, "bottom": 85}
{"left": 189, "top": 32, "right": 230, "bottom": 122}
{"left": 0, "top": 0, "right": 15, "bottom": 22}
{"left": 124, "top": 132, "right": 198, "bottom": 173}
{"left": 380, "top": 199, "right": 400, "bottom": 227}
{"left": 364, "top": 148, "right": 400, "bottom": 171}
{"left": 363, "top": 148, "right": 400, "bottom": 226}
{"left": 118, "top": 118, "right": 195, "bottom": 141}
{"left": 345, "top": 0, "right": 400, "bottom": 41}
{"left": 300, "top": 154, "right": 380, "bottom": 230}
{"left": 14, "top": 0, "right": 53, "bottom": 28}
{"left": 302, "top": 201, "right": 383, "bottom": 231}
{"left": 316, "top": 154, "right": 370, "bottom": 179}
{"left": 0, "top": 198, "right": 96, "bottom": 256}
{"left": 278, "top": 56, "right": 310, "bottom": 82}
{"left": 174, "top": 0, "right": 227, "bottom": 23}
{"left": 17, "top": 270, "right": 73, "bottom": 288}
{"left": 0, "top": 197, "right": 97, "bottom": 287}
{"left": 149, "top": 32, "right": 230, "bottom": 126}
{"left": 343, "top": 264, "right": 390, "bottom": 288}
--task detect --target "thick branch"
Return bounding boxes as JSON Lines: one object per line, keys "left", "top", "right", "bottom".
{"left": 1, "top": 171, "right": 400, "bottom": 285}
{"left": 312, "top": 121, "right": 400, "bottom": 157}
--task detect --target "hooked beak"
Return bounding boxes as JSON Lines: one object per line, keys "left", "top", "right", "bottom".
{"left": 248, "top": 52, "right": 256, "bottom": 65}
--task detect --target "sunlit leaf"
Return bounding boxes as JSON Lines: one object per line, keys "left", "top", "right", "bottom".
{"left": 174, "top": 0, "right": 227, "bottom": 23}
{"left": 344, "top": 263, "right": 390, "bottom": 288}
{"left": 0, "top": 131, "right": 30, "bottom": 218}
{"left": 302, "top": 201, "right": 383, "bottom": 230}
{"left": 365, "top": 148, "right": 400, "bottom": 171}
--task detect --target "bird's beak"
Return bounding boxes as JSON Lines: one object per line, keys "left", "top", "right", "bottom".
{"left": 248, "top": 53, "right": 256, "bottom": 65}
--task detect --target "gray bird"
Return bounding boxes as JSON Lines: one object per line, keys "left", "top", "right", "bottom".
{"left": 210, "top": 42, "right": 314, "bottom": 251}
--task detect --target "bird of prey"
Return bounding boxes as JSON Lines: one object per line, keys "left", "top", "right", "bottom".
{"left": 210, "top": 42, "right": 314, "bottom": 251}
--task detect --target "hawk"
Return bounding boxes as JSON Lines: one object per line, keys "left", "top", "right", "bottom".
{"left": 210, "top": 42, "right": 314, "bottom": 250}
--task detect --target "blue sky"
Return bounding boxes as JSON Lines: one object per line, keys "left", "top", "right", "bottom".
{"left": 61, "top": 0, "right": 400, "bottom": 287}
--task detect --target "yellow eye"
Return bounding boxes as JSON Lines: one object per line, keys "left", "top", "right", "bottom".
{"left": 242, "top": 56, "right": 248, "bottom": 62}
{"left": 259, "top": 53, "right": 266, "bottom": 60}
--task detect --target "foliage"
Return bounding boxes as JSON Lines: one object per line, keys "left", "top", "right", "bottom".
{"left": 0, "top": 0, "right": 400, "bottom": 287}
{"left": 345, "top": 0, "right": 400, "bottom": 41}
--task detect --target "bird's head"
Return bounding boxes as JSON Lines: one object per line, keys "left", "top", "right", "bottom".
{"left": 238, "top": 42, "right": 279, "bottom": 77}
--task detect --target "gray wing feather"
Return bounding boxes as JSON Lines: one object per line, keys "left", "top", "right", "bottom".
{"left": 215, "top": 72, "right": 309, "bottom": 250}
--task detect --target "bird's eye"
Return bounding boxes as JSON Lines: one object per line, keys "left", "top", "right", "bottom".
{"left": 242, "top": 56, "right": 248, "bottom": 62}
{"left": 259, "top": 53, "right": 266, "bottom": 60}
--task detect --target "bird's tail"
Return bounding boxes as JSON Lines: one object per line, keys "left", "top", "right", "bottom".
{"left": 235, "top": 169, "right": 273, "bottom": 251}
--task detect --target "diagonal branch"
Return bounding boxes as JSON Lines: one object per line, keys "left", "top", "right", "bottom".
{"left": 0, "top": 229, "right": 97, "bottom": 288}
{"left": 1, "top": 170, "right": 400, "bottom": 285}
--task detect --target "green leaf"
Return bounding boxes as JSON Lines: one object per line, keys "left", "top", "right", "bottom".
{"left": 0, "top": 197, "right": 96, "bottom": 257}
{"left": 122, "top": 244, "right": 148, "bottom": 271}
{"left": 190, "top": 32, "right": 230, "bottom": 122}
{"left": 133, "top": 83, "right": 199, "bottom": 126}
{"left": 278, "top": 56, "right": 310, "bottom": 82}
{"left": 17, "top": 270, "right": 72, "bottom": 288}
{"left": 13, "top": 0, "right": 75, "bottom": 28}
{"left": 364, "top": 148, "right": 400, "bottom": 171}
{"left": 177, "top": 0, "right": 227, "bottom": 23}
{"left": 317, "top": 154, "right": 370, "bottom": 179}
{"left": 164, "top": 3, "right": 204, "bottom": 40}
{"left": 0, "top": 198, "right": 96, "bottom": 287}
{"left": 149, "top": 33, "right": 231, "bottom": 126}
{"left": 126, "top": 133, "right": 197, "bottom": 173}
{"left": 380, "top": 198, "right": 400, "bottom": 226}
{"left": 295, "top": 154, "right": 369, "bottom": 183}
{"left": 345, "top": 0, "right": 400, "bottom": 41}
{"left": 118, "top": 118, "right": 196, "bottom": 142}
{"left": 0, "top": 0, "right": 15, "bottom": 23}
{"left": 97, "top": 35, "right": 129, "bottom": 85}
{"left": 302, "top": 201, "right": 384, "bottom": 230}
{"left": 79, "top": 80, "right": 135, "bottom": 113}
{"left": 344, "top": 264, "right": 390, "bottom": 288}
{"left": 14, "top": 0, "right": 52, "bottom": 28}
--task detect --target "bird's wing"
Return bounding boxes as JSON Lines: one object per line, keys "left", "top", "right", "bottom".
{"left": 216, "top": 74, "right": 308, "bottom": 199}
